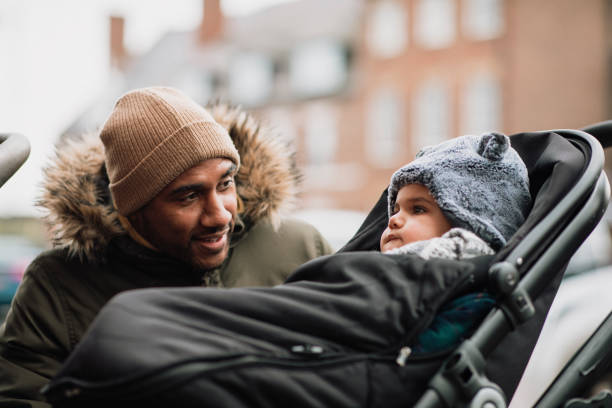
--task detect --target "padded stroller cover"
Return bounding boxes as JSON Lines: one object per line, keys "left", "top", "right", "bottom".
{"left": 43, "top": 132, "right": 585, "bottom": 407}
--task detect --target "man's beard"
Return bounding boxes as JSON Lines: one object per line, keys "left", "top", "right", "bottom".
{"left": 185, "top": 221, "right": 234, "bottom": 272}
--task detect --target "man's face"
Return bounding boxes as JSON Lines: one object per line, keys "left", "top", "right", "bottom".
{"left": 130, "top": 158, "right": 238, "bottom": 271}
{"left": 380, "top": 183, "right": 452, "bottom": 253}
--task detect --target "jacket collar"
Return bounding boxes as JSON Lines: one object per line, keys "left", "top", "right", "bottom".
{"left": 108, "top": 235, "right": 205, "bottom": 285}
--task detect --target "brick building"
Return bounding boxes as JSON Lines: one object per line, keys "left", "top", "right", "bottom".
{"left": 66, "top": 0, "right": 611, "bottom": 213}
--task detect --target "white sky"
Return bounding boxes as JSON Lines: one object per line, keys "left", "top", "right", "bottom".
{"left": 0, "top": 0, "right": 294, "bottom": 217}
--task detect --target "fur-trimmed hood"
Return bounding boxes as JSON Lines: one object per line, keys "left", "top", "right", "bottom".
{"left": 38, "top": 104, "right": 300, "bottom": 262}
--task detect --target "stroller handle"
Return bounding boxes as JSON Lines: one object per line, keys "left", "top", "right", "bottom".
{"left": 582, "top": 120, "right": 612, "bottom": 148}
{"left": 0, "top": 133, "right": 30, "bottom": 188}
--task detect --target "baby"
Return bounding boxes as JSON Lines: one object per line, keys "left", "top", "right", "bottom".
{"left": 381, "top": 131, "right": 531, "bottom": 260}
{"left": 379, "top": 132, "right": 532, "bottom": 353}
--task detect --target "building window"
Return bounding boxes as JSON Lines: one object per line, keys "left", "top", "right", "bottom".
{"left": 303, "top": 103, "right": 338, "bottom": 165}
{"left": 228, "top": 52, "right": 274, "bottom": 107}
{"left": 460, "top": 72, "right": 501, "bottom": 135}
{"left": 414, "top": 0, "right": 456, "bottom": 49}
{"left": 366, "top": 0, "right": 408, "bottom": 59}
{"left": 366, "top": 88, "right": 404, "bottom": 167}
{"left": 462, "top": 0, "right": 504, "bottom": 40}
{"left": 289, "top": 40, "right": 348, "bottom": 98}
{"left": 262, "top": 107, "right": 298, "bottom": 144}
{"left": 413, "top": 79, "right": 451, "bottom": 150}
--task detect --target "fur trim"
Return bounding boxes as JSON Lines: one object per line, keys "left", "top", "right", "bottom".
{"left": 209, "top": 104, "right": 300, "bottom": 228}
{"left": 38, "top": 104, "right": 300, "bottom": 262}
{"left": 38, "top": 133, "right": 122, "bottom": 261}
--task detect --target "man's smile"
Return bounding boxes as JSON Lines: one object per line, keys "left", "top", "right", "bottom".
{"left": 193, "top": 228, "right": 230, "bottom": 252}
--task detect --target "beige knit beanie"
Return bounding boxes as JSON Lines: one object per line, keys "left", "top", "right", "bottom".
{"left": 100, "top": 87, "right": 240, "bottom": 215}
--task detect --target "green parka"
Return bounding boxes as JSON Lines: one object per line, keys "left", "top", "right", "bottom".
{"left": 0, "top": 105, "right": 333, "bottom": 407}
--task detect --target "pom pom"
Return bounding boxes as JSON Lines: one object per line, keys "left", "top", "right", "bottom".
{"left": 478, "top": 132, "right": 509, "bottom": 162}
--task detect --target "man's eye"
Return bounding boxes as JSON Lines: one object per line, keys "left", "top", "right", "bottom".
{"left": 219, "top": 178, "right": 234, "bottom": 191}
{"left": 180, "top": 192, "right": 199, "bottom": 202}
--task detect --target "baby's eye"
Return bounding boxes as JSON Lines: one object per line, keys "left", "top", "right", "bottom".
{"left": 412, "top": 205, "right": 427, "bottom": 214}
{"left": 391, "top": 204, "right": 400, "bottom": 216}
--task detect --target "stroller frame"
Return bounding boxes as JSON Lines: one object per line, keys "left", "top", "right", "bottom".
{"left": 415, "top": 127, "right": 611, "bottom": 408}
{"left": 536, "top": 311, "right": 612, "bottom": 408}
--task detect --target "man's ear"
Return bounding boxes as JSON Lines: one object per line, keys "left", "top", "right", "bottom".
{"left": 126, "top": 211, "right": 145, "bottom": 236}
{"left": 121, "top": 210, "right": 157, "bottom": 251}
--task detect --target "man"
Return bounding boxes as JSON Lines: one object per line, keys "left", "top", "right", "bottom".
{"left": 0, "top": 87, "right": 333, "bottom": 407}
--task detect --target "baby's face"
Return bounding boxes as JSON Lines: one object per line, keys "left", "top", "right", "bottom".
{"left": 380, "top": 184, "right": 452, "bottom": 252}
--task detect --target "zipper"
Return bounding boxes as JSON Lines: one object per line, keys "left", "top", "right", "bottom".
{"left": 45, "top": 351, "right": 369, "bottom": 402}
{"left": 395, "top": 346, "right": 412, "bottom": 366}
{"left": 371, "top": 345, "right": 453, "bottom": 365}
{"left": 46, "top": 344, "right": 456, "bottom": 404}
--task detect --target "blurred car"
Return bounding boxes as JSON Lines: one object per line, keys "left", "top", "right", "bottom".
{"left": 0, "top": 234, "right": 44, "bottom": 322}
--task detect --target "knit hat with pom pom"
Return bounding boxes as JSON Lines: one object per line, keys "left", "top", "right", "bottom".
{"left": 387, "top": 132, "right": 531, "bottom": 250}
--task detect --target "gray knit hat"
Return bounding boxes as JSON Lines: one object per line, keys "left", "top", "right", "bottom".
{"left": 388, "top": 132, "right": 531, "bottom": 250}
{"left": 101, "top": 87, "right": 240, "bottom": 215}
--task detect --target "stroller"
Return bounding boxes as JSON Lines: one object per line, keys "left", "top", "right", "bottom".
{"left": 2, "top": 125, "right": 610, "bottom": 407}
{"left": 0, "top": 133, "right": 30, "bottom": 188}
